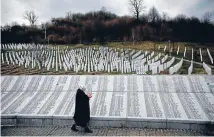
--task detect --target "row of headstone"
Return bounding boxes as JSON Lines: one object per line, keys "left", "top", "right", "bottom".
{"left": 166, "top": 57, "right": 175, "bottom": 69}
{"left": 170, "top": 47, "right": 173, "bottom": 54}
{"left": 207, "top": 48, "right": 213, "bottom": 64}
{"left": 132, "top": 51, "right": 141, "bottom": 59}
{"left": 158, "top": 64, "right": 164, "bottom": 73}
{"left": 134, "top": 53, "right": 145, "bottom": 60}
{"left": 188, "top": 60, "right": 193, "bottom": 75}
{"left": 183, "top": 47, "right": 186, "bottom": 58}
{"left": 203, "top": 62, "right": 212, "bottom": 75}
{"left": 149, "top": 60, "right": 161, "bottom": 71}
{"left": 177, "top": 46, "right": 180, "bottom": 55}
{"left": 169, "top": 58, "right": 183, "bottom": 74}
{"left": 150, "top": 51, "right": 155, "bottom": 58}
{"left": 161, "top": 54, "right": 168, "bottom": 63}
{"left": 2, "top": 47, "right": 130, "bottom": 71}
{"left": 164, "top": 45, "right": 167, "bottom": 52}
{"left": 136, "top": 65, "right": 148, "bottom": 74}
{"left": 126, "top": 51, "right": 163, "bottom": 74}
{"left": 1, "top": 43, "right": 49, "bottom": 50}
{"left": 2, "top": 44, "right": 179, "bottom": 75}
{"left": 152, "top": 53, "right": 161, "bottom": 63}
{"left": 199, "top": 48, "right": 203, "bottom": 62}
{"left": 192, "top": 48, "right": 194, "bottom": 60}
{"left": 151, "top": 66, "right": 158, "bottom": 74}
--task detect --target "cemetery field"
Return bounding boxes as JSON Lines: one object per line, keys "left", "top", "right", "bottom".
{"left": 51, "top": 41, "right": 214, "bottom": 64}
{"left": 1, "top": 42, "right": 213, "bottom": 75}
{"left": 0, "top": 63, "right": 123, "bottom": 75}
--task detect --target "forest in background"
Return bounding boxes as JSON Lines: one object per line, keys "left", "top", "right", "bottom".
{"left": 1, "top": 5, "right": 214, "bottom": 45}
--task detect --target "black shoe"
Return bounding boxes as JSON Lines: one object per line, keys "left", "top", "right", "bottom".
{"left": 71, "top": 124, "right": 78, "bottom": 132}
{"left": 85, "top": 127, "right": 93, "bottom": 133}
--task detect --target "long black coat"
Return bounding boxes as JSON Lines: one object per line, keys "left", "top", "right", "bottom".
{"left": 73, "top": 89, "right": 90, "bottom": 127}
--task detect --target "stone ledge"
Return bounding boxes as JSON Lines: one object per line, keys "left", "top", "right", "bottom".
{"left": 1, "top": 115, "right": 213, "bottom": 131}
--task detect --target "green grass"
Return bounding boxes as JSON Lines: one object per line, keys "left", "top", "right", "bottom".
{"left": 192, "top": 64, "right": 207, "bottom": 74}
{"left": 176, "top": 60, "right": 190, "bottom": 74}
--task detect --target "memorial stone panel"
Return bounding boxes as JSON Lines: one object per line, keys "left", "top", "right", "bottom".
{"left": 19, "top": 76, "right": 55, "bottom": 114}
{"left": 112, "top": 76, "right": 126, "bottom": 92}
{"left": 188, "top": 76, "right": 211, "bottom": 93}
{"left": 1, "top": 75, "right": 214, "bottom": 125}
{"left": 109, "top": 92, "right": 127, "bottom": 117}
{"left": 157, "top": 76, "right": 175, "bottom": 92}
{"left": 1, "top": 76, "right": 16, "bottom": 92}
{"left": 176, "top": 93, "right": 209, "bottom": 121}
{"left": 194, "top": 93, "right": 214, "bottom": 121}
{"left": 91, "top": 92, "right": 112, "bottom": 116}
{"left": 144, "top": 92, "right": 166, "bottom": 119}
{"left": 37, "top": 76, "right": 68, "bottom": 115}
{"left": 172, "top": 76, "right": 191, "bottom": 93}
{"left": 2, "top": 76, "right": 41, "bottom": 114}
{"left": 142, "top": 76, "right": 158, "bottom": 92}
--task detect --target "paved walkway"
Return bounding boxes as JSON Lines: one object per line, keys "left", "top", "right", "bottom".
{"left": 1, "top": 126, "right": 213, "bottom": 136}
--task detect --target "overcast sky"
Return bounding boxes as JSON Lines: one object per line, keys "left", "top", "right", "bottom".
{"left": 1, "top": 0, "right": 214, "bottom": 25}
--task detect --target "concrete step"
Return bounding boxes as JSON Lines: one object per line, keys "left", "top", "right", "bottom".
{"left": 1, "top": 114, "right": 213, "bottom": 132}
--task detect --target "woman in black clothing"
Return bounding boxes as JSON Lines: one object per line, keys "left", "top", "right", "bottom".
{"left": 71, "top": 86, "right": 93, "bottom": 133}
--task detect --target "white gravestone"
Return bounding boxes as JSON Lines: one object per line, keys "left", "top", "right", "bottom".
{"left": 183, "top": 47, "right": 186, "bottom": 58}
{"left": 207, "top": 48, "right": 213, "bottom": 64}
{"left": 203, "top": 62, "right": 212, "bottom": 75}
{"left": 200, "top": 48, "right": 203, "bottom": 62}
{"left": 188, "top": 60, "right": 193, "bottom": 75}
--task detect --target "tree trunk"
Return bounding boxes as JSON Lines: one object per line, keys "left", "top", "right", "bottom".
{"left": 137, "top": 12, "right": 139, "bottom": 20}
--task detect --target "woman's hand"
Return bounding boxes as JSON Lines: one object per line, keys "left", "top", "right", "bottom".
{"left": 87, "top": 92, "right": 92, "bottom": 98}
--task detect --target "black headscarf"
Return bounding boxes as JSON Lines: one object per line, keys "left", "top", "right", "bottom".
{"left": 73, "top": 88, "right": 90, "bottom": 127}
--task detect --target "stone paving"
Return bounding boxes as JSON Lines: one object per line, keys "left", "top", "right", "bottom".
{"left": 1, "top": 126, "right": 213, "bottom": 136}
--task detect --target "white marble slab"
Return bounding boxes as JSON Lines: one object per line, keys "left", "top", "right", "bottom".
{"left": 1, "top": 91, "right": 26, "bottom": 114}
{"left": 194, "top": 93, "right": 214, "bottom": 121}
{"left": 203, "top": 75, "right": 214, "bottom": 83}
{"left": 171, "top": 76, "right": 192, "bottom": 92}
{"left": 175, "top": 93, "right": 209, "bottom": 121}
{"left": 1, "top": 76, "right": 6, "bottom": 82}
{"left": 156, "top": 76, "right": 175, "bottom": 92}
{"left": 92, "top": 76, "right": 114, "bottom": 92}
{"left": 1, "top": 75, "right": 214, "bottom": 125}
{"left": 108, "top": 92, "right": 127, "bottom": 117}
{"left": 187, "top": 76, "right": 211, "bottom": 93}
{"left": 142, "top": 76, "right": 159, "bottom": 92}
{"left": 126, "top": 76, "right": 139, "bottom": 91}
{"left": 14, "top": 92, "right": 39, "bottom": 114}
{"left": 112, "top": 76, "right": 126, "bottom": 92}
{"left": 143, "top": 92, "right": 166, "bottom": 119}
{"left": 53, "top": 91, "right": 76, "bottom": 116}
{"left": 2, "top": 76, "right": 18, "bottom": 92}
{"left": 91, "top": 92, "right": 112, "bottom": 117}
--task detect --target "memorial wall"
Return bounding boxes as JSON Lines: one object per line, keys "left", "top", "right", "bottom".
{"left": 1, "top": 75, "right": 214, "bottom": 123}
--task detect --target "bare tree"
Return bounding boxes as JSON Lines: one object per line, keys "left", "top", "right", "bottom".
{"left": 140, "top": 14, "right": 149, "bottom": 23}
{"left": 101, "top": 6, "right": 107, "bottom": 12}
{"left": 66, "top": 11, "right": 73, "bottom": 20}
{"left": 203, "top": 12, "right": 212, "bottom": 23}
{"left": 129, "top": 0, "right": 146, "bottom": 20}
{"left": 11, "top": 21, "right": 18, "bottom": 26}
{"left": 132, "top": 28, "right": 136, "bottom": 46}
{"left": 23, "top": 10, "right": 38, "bottom": 25}
{"left": 162, "top": 12, "right": 169, "bottom": 22}
{"left": 148, "top": 6, "right": 160, "bottom": 23}
{"left": 175, "top": 14, "right": 187, "bottom": 21}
